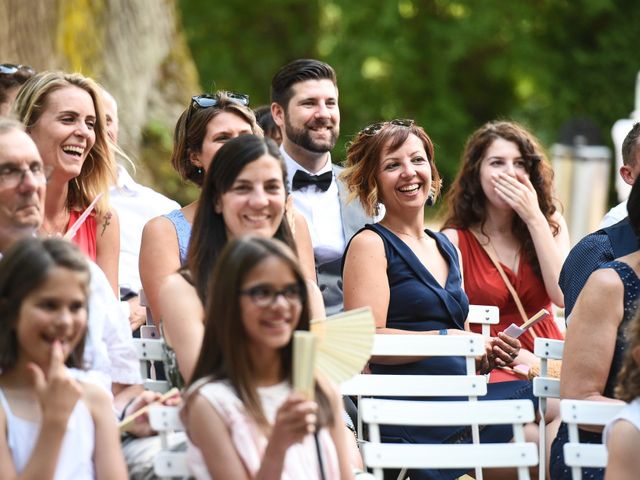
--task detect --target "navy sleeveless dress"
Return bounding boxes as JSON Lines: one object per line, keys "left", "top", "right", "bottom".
{"left": 345, "top": 224, "right": 535, "bottom": 480}
{"left": 550, "top": 260, "right": 639, "bottom": 480}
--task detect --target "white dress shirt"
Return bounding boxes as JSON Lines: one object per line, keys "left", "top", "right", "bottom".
{"left": 83, "top": 261, "right": 142, "bottom": 390}
{"left": 110, "top": 165, "right": 180, "bottom": 295}
{"left": 281, "top": 147, "right": 345, "bottom": 264}
{"left": 599, "top": 200, "right": 628, "bottom": 229}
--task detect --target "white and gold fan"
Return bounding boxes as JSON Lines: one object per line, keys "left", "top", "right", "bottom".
{"left": 293, "top": 307, "right": 375, "bottom": 397}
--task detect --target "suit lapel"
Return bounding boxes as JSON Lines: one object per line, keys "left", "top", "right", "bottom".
{"left": 333, "top": 164, "right": 373, "bottom": 244}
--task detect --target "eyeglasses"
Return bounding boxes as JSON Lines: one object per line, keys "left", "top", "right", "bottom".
{"left": 0, "top": 64, "right": 35, "bottom": 76}
{"left": 0, "top": 163, "right": 53, "bottom": 189}
{"left": 360, "top": 118, "right": 415, "bottom": 136}
{"left": 240, "top": 283, "right": 303, "bottom": 308}
{"left": 185, "top": 91, "right": 250, "bottom": 126}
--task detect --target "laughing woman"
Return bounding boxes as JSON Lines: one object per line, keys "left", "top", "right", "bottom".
{"left": 341, "top": 119, "right": 535, "bottom": 480}
{"left": 13, "top": 72, "right": 119, "bottom": 295}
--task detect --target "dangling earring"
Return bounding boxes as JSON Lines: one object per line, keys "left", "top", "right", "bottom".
{"left": 197, "top": 167, "right": 203, "bottom": 175}
{"left": 426, "top": 186, "right": 435, "bottom": 206}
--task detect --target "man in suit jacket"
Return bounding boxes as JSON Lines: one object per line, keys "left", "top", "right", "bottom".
{"left": 271, "top": 59, "right": 374, "bottom": 315}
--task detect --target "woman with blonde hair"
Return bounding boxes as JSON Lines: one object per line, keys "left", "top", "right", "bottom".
{"left": 14, "top": 71, "right": 120, "bottom": 294}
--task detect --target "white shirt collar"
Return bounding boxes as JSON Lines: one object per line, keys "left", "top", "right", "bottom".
{"left": 280, "top": 146, "right": 333, "bottom": 189}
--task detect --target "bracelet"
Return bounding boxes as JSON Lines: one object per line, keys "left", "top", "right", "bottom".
{"left": 439, "top": 329, "right": 448, "bottom": 335}
{"left": 119, "top": 397, "right": 137, "bottom": 421}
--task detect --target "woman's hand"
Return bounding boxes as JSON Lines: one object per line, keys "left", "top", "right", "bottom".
{"left": 492, "top": 171, "right": 544, "bottom": 225}
{"left": 28, "top": 340, "right": 82, "bottom": 426}
{"left": 269, "top": 393, "right": 318, "bottom": 453}
{"left": 477, "top": 332, "right": 521, "bottom": 373}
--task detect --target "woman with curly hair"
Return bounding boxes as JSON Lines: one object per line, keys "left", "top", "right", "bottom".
{"left": 604, "top": 307, "right": 640, "bottom": 479}
{"left": 442, "top": 121, "right": 569, "bottom": 369}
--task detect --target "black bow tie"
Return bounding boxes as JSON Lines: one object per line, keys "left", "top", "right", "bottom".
{"left": 291, "top": 170, "right": 333, "bottom": 192}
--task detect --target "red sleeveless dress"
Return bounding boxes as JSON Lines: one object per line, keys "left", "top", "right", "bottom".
{"left": 456, "top": 229, "right": 563, "bottom": 352}
{"left": 66, "top": 210, "right": 97, "bottom": 261}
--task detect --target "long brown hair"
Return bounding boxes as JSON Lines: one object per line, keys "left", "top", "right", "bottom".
{"left": 187, "top": 236, "right": 333, "bottom": 431}
{"left": 615, "top": 309, "right": 640, "bottom": 402}
{"left": 442, "top": 120, "right": 559, "bottom": 275}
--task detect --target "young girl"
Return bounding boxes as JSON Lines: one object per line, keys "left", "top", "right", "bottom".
{"left": 0, "top": 237, "right": 127, "bottom": 479}
{"left": 183, "top": 236, "right": 353, "bottom": 479}
{"left": 604, "top": 310, "right": 640, "bottom": 479}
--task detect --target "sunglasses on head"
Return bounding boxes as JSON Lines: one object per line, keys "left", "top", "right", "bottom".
{"left": 360, "top": 118, "right": 414, "bottom": 136}
{"left": 185, "top": 91, "right": 250, "bottom": 126}
{"left": 0, "top": 63, "right": 35, "bottom": 76}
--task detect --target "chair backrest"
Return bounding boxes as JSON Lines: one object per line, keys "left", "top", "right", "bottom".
{"left": 148, "top": 405, "right": 189, "bottom": 478}
{"left": 467, "top": 304, "right": 500, "bottom": 337}
{"left": 132, "top": 338, "right": 171, "bottom": 393}
{"left": 341, "top": 334, "right": 487, "bottom": 480}
{"left": 532, "top": 337, "right": 564, "bottom": 480}
{"left": 560, "top": 399, "right": 625, "bottom": 479}
{"left": 361, "top": 398, "right": 537, "bottom": 480}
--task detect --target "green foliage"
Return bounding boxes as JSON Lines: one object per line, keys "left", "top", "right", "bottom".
{"left": 178, "top": 0, "right": 640, "bottom": 214}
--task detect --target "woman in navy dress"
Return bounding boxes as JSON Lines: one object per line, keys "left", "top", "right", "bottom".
{"left": 341, "top": 119, "right": 536, "bottom": 480}
{"left": 549, "top": 179, "right": 640, "bottom": 480}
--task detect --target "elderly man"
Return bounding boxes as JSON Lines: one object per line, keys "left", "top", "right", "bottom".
{"left": 0, "top": 117, "right": 181, "bottom": 478}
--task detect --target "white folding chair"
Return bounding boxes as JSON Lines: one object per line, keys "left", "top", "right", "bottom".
{"left": 133, "top": 337, "right": 171, "bottom": 393}
{"left": 340, "top": 334, "right": 487, "bottom": 480}
{"left": 467, "top": 304, "right": 500, "bottom": 337}
{"left": 532, "top": 337, "right": 564, "bottom": 480}
{"left": 560, "top": 399, "right": 625, "bottom": 479}
{"left": 361, "top": 398, "right": 537, "bottom": 480}
{"left": 148, "top": 405, "right": 189, "bottom": 479}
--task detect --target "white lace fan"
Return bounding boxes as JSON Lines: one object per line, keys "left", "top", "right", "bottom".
{"left": 293, "top": 307, "right": 375, "bottom": 397}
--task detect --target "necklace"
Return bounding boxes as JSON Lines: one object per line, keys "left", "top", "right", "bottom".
{"left": 381, "top": 223, "right": 428, "bottom": 240}
{"left": 41, "top": 210, "right": 70, "bottom": 237}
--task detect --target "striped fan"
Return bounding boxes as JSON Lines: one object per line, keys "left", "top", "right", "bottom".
{"left": 293, "top": 307, "right": 375, "bottom": 397}
{"left": 309, "top": 306, "right": 375, "bottom": 385}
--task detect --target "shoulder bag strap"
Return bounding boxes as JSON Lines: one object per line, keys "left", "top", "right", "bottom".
{"left": 470, "top": 230, "right": 537, "bottom": 338}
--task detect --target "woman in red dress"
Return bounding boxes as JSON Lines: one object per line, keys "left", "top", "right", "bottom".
{"left": 442, "top": 121, "right": 569, "bottom": 368}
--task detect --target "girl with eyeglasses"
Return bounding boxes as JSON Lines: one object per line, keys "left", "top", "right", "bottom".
{"left": 13, "top": 71, "right": 120, "bottom": 296}
{"left": 182, "top": 235, "right": 353, "bottom": 479}
{"left": 139, "top": 92, "right": 317, "bottom": 325}
{"left": 0, "top": 63, "right": 35, "bottom": 116}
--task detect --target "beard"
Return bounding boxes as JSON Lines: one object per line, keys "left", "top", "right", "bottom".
{"left": 284, "top": 117, "right": 339, "bottom": 154}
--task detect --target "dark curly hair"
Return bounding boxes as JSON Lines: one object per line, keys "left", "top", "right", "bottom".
{"left": 442, "top": 121, "right": 559, "bottom": 276}
{"left": 615, "top": 307, "right": 640, "bottom": 402}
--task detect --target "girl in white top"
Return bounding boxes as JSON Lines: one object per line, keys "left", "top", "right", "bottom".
{"left": 0, "top": 237, "right": 127, "bottom": 480}
{"left": 604, "top": 310, "right": 640, "bottom": 480}
{"left": 183, "top": 236, "right": 354, "bottom": 479}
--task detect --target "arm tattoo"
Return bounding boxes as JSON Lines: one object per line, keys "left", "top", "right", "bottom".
{"left": 100, "top": 212, "right": 112, "bottom": 237}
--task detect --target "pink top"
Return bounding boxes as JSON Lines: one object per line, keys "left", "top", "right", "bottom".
{"left": 66, "top": 210, "right": 97, "bottom": 261}
{"left": 186, "top": 380, "right": 340, "bottom": 480}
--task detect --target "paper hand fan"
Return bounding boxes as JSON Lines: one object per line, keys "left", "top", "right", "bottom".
{"left": 309, "top": 306, "right": 375, "bottom": 385}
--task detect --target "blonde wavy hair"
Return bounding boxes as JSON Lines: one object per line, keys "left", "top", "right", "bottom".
{"left": 13, "top": 71, "right": 115, "bottom": 215}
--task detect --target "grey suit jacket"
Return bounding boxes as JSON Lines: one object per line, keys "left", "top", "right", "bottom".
{"left": 316, "top": 164, "right": 374, "bottom": 316}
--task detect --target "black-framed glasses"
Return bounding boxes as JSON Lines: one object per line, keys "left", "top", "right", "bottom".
{"left": 185, "top": 91, "right": 250, "bottom": 126}
{"left": 360, "top": 118, "right": 414, "bottom": 136}
{"left": 0, "top": 163, "right": 53, "bottom": 190}
{"left": 240, "top": 283, "right": 303, "bottom": 308}
{"left": 0, "top": 63, "right": 35, "bottom": 76}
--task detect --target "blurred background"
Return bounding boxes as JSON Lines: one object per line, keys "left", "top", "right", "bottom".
{"left": 1, "top": 0, "right": 638, "bottom": 234}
